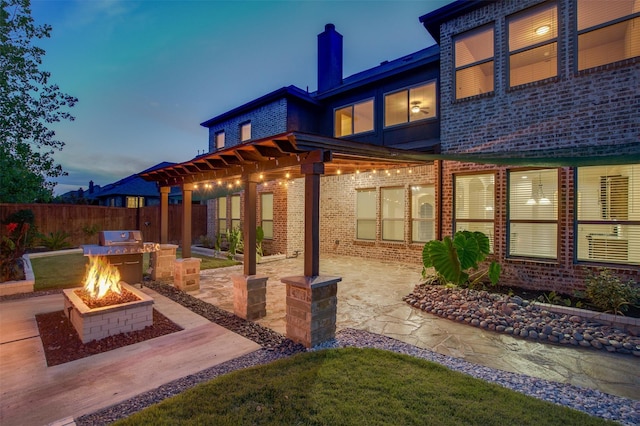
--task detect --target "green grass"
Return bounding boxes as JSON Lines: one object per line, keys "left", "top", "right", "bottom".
{"left": 29, "top": 250, "right": 239, "bottom": 291}
{"left": 115, "top": 348, "right": 613, "bottom": 426}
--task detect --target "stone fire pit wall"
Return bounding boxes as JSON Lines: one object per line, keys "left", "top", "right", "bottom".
{"left": 63, "top": 283, "right": 154, "bottom": 344}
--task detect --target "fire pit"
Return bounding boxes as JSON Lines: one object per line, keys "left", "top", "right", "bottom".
{"left": 63, "top": 255, "right": 154, "bottom": 343}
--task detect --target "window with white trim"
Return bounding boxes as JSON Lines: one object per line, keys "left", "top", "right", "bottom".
{"left": 577, "top": 0, "right": 640, "bottom": 71}
{"left": 215, "top": 131, "right": 225, "bottom": 149}
{"left": 382, "top": 187, "right": 404, "bottom": 241}
{"left": 508, "top": 2, "right": 558, "bottom": 87}
{"left": 261, "top": 193, "right": 273, "bottom": 239}
{"left": 454, "top": 25, "right": 494, "bottom": 99}
{"left": 576, "top": 164, "right": 639, "bottom": 265}
{"left": 356, "top": 189, "right": 376, "bottom": 240}
{"left": 411, "top": 185, "right": 435, "bottom": 243}
{"left": 384, "top": 81, "right": 437, "bottom": 127}
{"left": 454, "top": 173, "right": 495, "bottom": 251}
{"left": 508, "top": 169, "right": 558, "bottom": 259}
{"left": 334, "top": 99, "right": 374, "bottom": 137}
{"left": 240, "top": 122, "right": 251, "bottom": 142}
{"left": 218, "top": 197, "right": 227, "bottom": 234}
{"left": 231, "top": 195, "right": 241, "bottom": 229}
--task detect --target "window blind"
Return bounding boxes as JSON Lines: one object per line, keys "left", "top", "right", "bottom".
{"left": 356, "top": 189, "right": 376, "bottom": 240}
{"left": 382, "top": 187, "right": 404, "bottom": 241}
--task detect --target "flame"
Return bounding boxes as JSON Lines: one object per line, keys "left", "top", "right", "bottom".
{"left": 83, "top": 256, "right": 122, "bottom": 299}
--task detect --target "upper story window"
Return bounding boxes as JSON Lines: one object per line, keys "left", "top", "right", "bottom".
{"left": 334, "top": 99, "right": 374, "bottom": 137}
{"left": 215, "top": 131, "right": 225, "bottom": 149}
{"left": 454, "top": 25, "right": 494, "bottom": 99}
{"left": 240, "top": 121, "right": 251, "bottom": 142}
{"left": 577, "top": 0, "right": 640, "bottom": 71}
{"left": 508, "top": 2, "right": 558, "bottom": 87}
{"left": 384, "top": 81, "right": 437, "bottom": 127}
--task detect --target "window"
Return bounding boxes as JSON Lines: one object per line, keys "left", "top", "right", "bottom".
{"left": 508, "top": 2, "right": 558, "bottom": 87}
{"left": 215, "top": 131, "right": 225, "bottom": 149}
{"left": 508, "top": 169, "right": 558, "bottom": 259}
{"left": 356, "top": 189, "right": 376, "bottom": 240}
{"left": 126, "top": 196, "right": 144, "bottom": 208}
{"left": 576, "top": 164, "right": 639, "bottom": 265}
{"left": 454, "top": 173, "right": 495, "bottom": 250}
{"left": 577, "top": 0, "right": 640, "bottom": 71}
{"left": 231, "top": 195, "right": 241, "bottom": 229}
{"left": 411, "top": 185, "right": 435, "bottom": 243}
{"left": 261, "top": 193, "right": 274, "bottom": 239}
{"left": 454, "top": 25, "right": 494, "bottom": 99}
{"left": 240, "top": 122, "right": 251, "bottom": 142}
{"left": 382, "top": 187, "right": 404, "bottom": 241}
{"left": 334, "top": 99, "right": 374, "bottom": 137}
{"left": 384, "top": 82, "right": 437, "bottom": 127}
{"left": 217, "top": 197, "right": 227, "bottom": 234}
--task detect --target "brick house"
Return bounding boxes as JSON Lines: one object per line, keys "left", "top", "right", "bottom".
{"left": 143, "top": 0, "right": 639, "bottom": 294}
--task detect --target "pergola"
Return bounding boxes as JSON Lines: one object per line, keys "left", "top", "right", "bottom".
{"left": 140, "top": 131, "right": 435, "bottom": 278}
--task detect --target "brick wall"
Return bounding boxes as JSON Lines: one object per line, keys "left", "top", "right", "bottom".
{"left": 207, "top": 99, "right": 288, "bottom": 151}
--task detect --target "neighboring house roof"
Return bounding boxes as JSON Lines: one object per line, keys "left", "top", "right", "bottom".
{"left": 419, "top": 0, "right": 494, "bottom": 43}
{"left": 200, "top": 85, "right": 320, "bottom": 128}
{"left": 313, "top": 45, "right": 440, "bottom": 99}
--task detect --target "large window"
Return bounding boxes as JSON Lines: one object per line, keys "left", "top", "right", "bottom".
{"left": 454, "top": 25, "right": 494, "bottom": 99}
{"left": 240, "top": 121, "right": 251, "bottom": 142}
{"left": 576, "top": 164, "right": 639, "bottom": 265}
{"left": 382, "top": 187, "right": 404, "bottom": 241}
{"left": 384, "top": 82, "right": 436, "bottom": 127}
{"left": 334, "top": 99, "right": 374, "bottom": 137}
{"left": 231, "top": 195, "right": 241, "bottom": 229}
{"left": 356, "top": 189, "right": 376, "bottom": 240}
{"left": 508, "top": 2, "right": 558, "bottom": 87}
{"left": 126, "top": 196, "right": 144, "bottom": 208}
{"left": 218, "top": 197, "right": 227, "bottom": 234}
{"left": 411, "top": 185, "right": 435, "bottom": 243}
{"left": 261, "top": 193, "right": 274, "bottom": 239}
{"left": 508, "top": 169, "right": 558, "bottom": 259}
{"left": 577, "top": 0, "right": 640, "bottom": 71}
{"left": 454, "top": 173, "right": 495, "bottom": 250}
{"left": 215, "top": 131, "right": 225, "bottom": 149}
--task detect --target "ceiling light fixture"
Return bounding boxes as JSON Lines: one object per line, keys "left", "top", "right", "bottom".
{"left": 535, "top": 25, "right": 550, "bottom": 36}
{"left": 411, "top": 104, "right": 421, "bottom": 113}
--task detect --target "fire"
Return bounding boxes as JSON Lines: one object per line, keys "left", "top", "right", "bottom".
{"left": 83, "top": 256, "right": 122, "bottom": 299}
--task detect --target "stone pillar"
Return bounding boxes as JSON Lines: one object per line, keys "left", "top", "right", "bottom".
{"left": 151, "top": 244, "right": 178, "bottom": 283}
{"left": 160, "top": 186, "right": 170, "bottom": 244}
{"left": 181, "top": 183, "right": 194, "bottom": 258}
{"left": 173, "top": 257, "right": 201, "bottom": 292}
{"left": 232, "top": 274, "right": 268, "bottom": 320}
{"left": 281, "top": 275, "right": 342, "bottom": 348}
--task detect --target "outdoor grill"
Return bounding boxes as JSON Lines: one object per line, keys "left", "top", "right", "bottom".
{"left": 82, "top": 230, "right": 159, "bottom": 284}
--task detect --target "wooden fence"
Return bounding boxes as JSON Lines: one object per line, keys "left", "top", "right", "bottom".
{"left": 0, "top": 203, "right": 208, "bottom": 248}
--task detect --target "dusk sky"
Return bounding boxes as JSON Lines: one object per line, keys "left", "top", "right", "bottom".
{"left": 30, "top": 0, "right": 450, "bottom": 195}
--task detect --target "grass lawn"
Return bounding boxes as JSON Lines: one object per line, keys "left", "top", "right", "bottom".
{"left": 115, "top": 348, "right": 612, "bottom": 426}
{"left": 30, "top": 251, "right": 239, "bottom": 291}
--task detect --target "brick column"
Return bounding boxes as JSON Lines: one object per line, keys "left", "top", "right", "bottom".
{"left": 151, "top": 244, "right": 178, "bottom": 283}
{"left": 232, "top": 274, "right": 268, "bottom": 320}
{"left": 281, "top": 275, "right": 342, "bottom": 348}
{"left": 173, "top": 257, "right": 201, "bottom": 292}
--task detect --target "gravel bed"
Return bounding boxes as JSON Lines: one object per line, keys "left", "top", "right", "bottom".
{"left": 75, "top": 281, "right": 639, "bottom": 426}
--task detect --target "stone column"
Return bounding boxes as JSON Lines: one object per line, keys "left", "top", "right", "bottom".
{"left": 281, "top": 275, "right": 342, "bottom": 348}
{"left": 173, "top": 257, "right": 201, "bottom": 292}
{"left": 232, "top": 274, "right": 268, "bottom": 320}
{"left": 160, "top": 186, "right": 170, "bottom": 244}
{"left": 151, "top": 244, "right": 178, "bottom": 283}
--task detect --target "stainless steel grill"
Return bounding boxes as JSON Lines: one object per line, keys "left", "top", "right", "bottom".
{"left": 83, "top": 230, "right": 159, "bottom": 284}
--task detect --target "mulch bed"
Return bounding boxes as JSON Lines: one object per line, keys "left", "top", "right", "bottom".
{"left": 36, "top": 309, "right": 183, "bottom": 366}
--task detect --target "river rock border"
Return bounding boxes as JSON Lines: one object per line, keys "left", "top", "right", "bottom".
{"left": 403, "top": 284, "right": 640, "bottom": 357}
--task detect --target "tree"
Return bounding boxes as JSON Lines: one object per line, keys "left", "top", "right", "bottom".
{"left": 0, "top": 0, "right": 77, "bottom": 203}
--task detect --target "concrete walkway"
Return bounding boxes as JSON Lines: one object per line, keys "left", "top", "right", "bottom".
{"left": 0, "top": 288, "right": 260, "bottom": 426}
{"left": 194, "top": 254, "right": 640, "bottom": 401}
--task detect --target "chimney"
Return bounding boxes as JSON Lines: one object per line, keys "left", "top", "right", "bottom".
{"left": 89, "top": 180, "right": 94, "bottom": 194}
{"left": 317, "top": 23, "right": 343, "bottom": 93}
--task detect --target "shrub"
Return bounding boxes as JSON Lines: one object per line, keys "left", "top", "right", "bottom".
{"left": 422, "top": 230, "right": 500, "bottom": 288}
{"left": 39, "top": 230, "right": 72, "bottom": 251}
{"left": 585, "top": 268, "right": 639, "bottom": 315}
